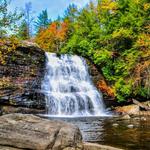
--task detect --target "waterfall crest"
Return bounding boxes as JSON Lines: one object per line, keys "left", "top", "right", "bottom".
{"left": 42, "top": 52, "right": 106, "bottom": 116}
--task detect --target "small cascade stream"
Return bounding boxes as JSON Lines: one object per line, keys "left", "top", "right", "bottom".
{"left": 42, "top": 52, "right": 106, "bottom": 116}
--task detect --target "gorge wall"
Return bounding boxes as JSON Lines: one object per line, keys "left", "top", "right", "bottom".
{"left": 0, "top": 41, "right": 114, "bottom": 115}
{"left": 0, "top": 41, "right": 46, "bottom": 114}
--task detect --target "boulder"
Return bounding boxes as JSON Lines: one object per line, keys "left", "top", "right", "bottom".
{"left": 0, "top": 146, "right": 21, "bottom": 150}
{"left": 120, "top": 114, "right": 131, "bottom": 120}
{"left": 112, "top": 123, "right": 119, "bottom": 127}
{"left": 115, "top": 104, "right": 140, "bottom": 115}
{"left": 114, "top": 103, "right": 150, "bottom": 116}
{"left": 0, "top": 113, "right": 83, "bottom": 150}
{"left": 83, "top": 142, "right": 123, "bottom": 150}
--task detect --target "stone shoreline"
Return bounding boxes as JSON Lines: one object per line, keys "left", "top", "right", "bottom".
{"left": 0, "top": 113, "right": 123, "bottom": 150}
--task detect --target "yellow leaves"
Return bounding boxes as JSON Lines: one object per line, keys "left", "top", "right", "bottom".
{"left": 112, "top": 28, "right": 132, "bottom": 39}
{"left": 101, "top": 0, "right": 118, "bottom": 11}
{"left": 134, "top": 0, "right": 140, "bottom": 4}
{"left": 94, "top": 49, "right": 113, "bottom": 64}
{"left": 0, "top": 77, "right": 11, "bottom": 90}
{"left": 0, "top": 37, "right": 19, "bottom": 65}
{"left": 144, "top": 3, "right": 150, "bottom": 11}
{"left": 0, "top": 51, "right": 6, "bottom": 64}
{"left": 141, "top": 49, "right": 150, "bottom": 58}
{"left": 136, "top": 33, "right": 150, "bottom": 48}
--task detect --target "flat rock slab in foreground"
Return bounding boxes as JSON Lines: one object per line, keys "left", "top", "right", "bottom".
{"left": 83, "top": 142, "right": 123, "bottom": 150}
{"left": 0, "top": 113, "right": 82, "bottom": 150}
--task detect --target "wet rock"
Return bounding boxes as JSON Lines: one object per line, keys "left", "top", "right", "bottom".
{"left": 143, "top": 101, "right": 150, "bottom": 108}
{"left": 0, "top": 146, "right": 21, "bottom": 150}
{"left": 127, "top": 124, "right": 134, "bottom": 128}
{"left": 134, "top": 117, "right": 140, "bottom": 120}
{"left": 120, "top": 114, "right": 131, "bottom": 120}
{"left": 139, "top": 111, "right": 150, "bottom": 116}
{"left": 112, "top": 123, "right": 119, "bottom": 127}
{"left": 141, "top": 117, "right": 146, "bottom": 121}
{"left": 83, "top": 142, "right": 123, "bottom": 150}
{"left": 0, "top": 41, "right": 46, "bottom": 114}
{"left": 1, "top": 106, "right": 45, "bottom": 114}
{"left": 86, "top": 60, "right": 116, "bottom": 107}
{"left": 0, "top": 113, "right": 83, "bottom": 150}
{"left": 115, "top": 105, "right": 139, "bottom": 115}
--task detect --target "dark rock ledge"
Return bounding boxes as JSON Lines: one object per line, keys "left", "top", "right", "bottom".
{"left": 0, "top": 42, "right": 46, "bottom": 115}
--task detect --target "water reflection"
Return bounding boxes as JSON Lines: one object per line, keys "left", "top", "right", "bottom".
{"left": 46, "top": 116, "right": 150, "bottom": 150}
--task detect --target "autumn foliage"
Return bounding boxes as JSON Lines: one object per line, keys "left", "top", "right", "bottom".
{"left": 35, "top": 20, "right": 69, "bottom": 52}
{"left": 0, "top": 37, "right": 20, "bottom": 65}
{"left": 97, "top": 80, "right": 115, "bottom": 98}
{"left": 0, "top": 0, "right": 149, "bottom": 102}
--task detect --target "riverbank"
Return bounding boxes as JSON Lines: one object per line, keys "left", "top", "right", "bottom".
{"left": 0, "top": 113, "right": 125, "bottom": 150}
{"left": 0, "top": 113, "right": 150, "bottom": 150}
{"left": 46, "top": 114, "right": 150, "bottom": 150}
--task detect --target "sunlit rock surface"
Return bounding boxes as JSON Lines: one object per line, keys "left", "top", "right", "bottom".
{"left": 83, "top": 142, "right": 123, "bottom": 150}
{"left": 0, "top": 113, "right": 83, "bottom": 150}
{"left": 0, "top": 42, "right": 46, "bottom": 114}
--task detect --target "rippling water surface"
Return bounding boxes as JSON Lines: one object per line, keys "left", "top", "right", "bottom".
{"left": 46, "top": 116, "right": 150, "bottom": 150}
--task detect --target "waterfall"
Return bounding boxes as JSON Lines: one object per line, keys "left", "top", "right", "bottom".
{"left": 42, "top": 52, "right": 106, "bottom": 117}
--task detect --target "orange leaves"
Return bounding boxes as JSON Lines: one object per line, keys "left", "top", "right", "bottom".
{"left": 50, "top": 21, "right": 69, "bottom": 41}
{"left": 136, "top": 33, "right": 150, "bottom": 49}
{"left": 48, "top": 22, "right": 57, "bottom": 35}
{"left": 35, "top": 21, "right": 69, "bottom": 52}
{"left": 57, "top": 21, "right": 69, "bottom": 41}
{"left": 97, "top": 80, "right": 115, "bottom": 98}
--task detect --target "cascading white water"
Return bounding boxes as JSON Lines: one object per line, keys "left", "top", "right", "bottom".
{"left": 42, "top": 52, "right": 106, "bottom": 117}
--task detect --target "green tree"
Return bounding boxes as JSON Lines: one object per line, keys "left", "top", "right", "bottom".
{"left": 35, "top": 0, "right": 150, "bottom": 102}
{"left": 35, "top": 9, "right": 51, "bottom": 32}
{"left": 61, "top": 0, "right": 150, "bottom": 102}
{"left": 0, "top": 0, "right": 22, "bottom": 37}
{"left": 64, "top": 4, "right": 78, "bottom": 22}
{"left": 16, "top": 20, "right": 29, "bottom": 40}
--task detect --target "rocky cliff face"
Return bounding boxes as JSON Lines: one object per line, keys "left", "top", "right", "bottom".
{"left": 0, "top": 41, "right": 46, "bottom": 114}
{"left": 87, "top": 60, "right": 117, "bottom": 107}
{"left": 0, "top": 41, "right": 116, "bottom": 115}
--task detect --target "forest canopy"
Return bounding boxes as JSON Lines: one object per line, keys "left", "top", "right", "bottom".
{"left": 0, "top": 0, "right": 150, "bottom": 102}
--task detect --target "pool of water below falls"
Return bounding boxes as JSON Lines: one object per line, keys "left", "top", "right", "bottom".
{"left": 41, "top": 53, "right": 150, "bottom": 150}
{"left": 44, "top": 116, "right": 150, "bottom": 150}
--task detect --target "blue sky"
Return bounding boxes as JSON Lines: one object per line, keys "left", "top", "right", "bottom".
{"left": 9, "top": 0, "right": 92, "bottom": 20}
